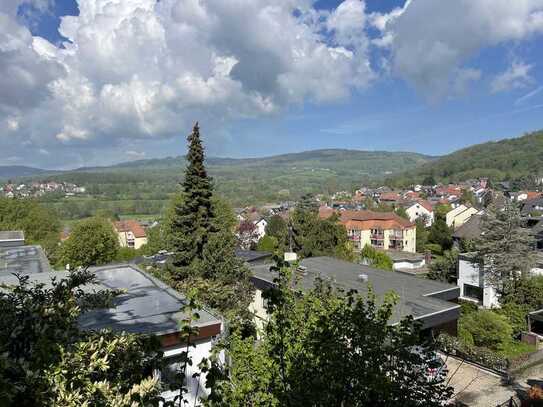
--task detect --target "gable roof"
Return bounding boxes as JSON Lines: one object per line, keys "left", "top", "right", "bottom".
{"left": 114, "top": 220, "right": 146, "bottom": 238}
{"left": 452, "top": 214, "right": 483, "bottom": 240}
{"left": 340, "top": 210, "right": 414, "bottom": 230}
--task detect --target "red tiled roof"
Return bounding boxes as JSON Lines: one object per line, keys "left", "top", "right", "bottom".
{"left": 380, "top": 192, "right": 401, "bottom": 201}
{"left": 417, "top": 200, "right": 433, "bottom": 212}
{"left": 339, "top": 210, "right": 414, "bottom": 230}
{"left": 319, "top": 206, "right": 336, "bottom": 219}
{"left": 526, "top": 191, "right": 542, "bottom": 200}
{"left": 114, "top": 220, "right": 146, "bottom": 238}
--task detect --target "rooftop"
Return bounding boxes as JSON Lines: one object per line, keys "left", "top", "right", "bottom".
{"left": 0, "top": 230, "right": 25, "bottom": 242}
{"left": 0, "top": 245, "right": 51, "bottom": 274}
{"left": 250, "top": 256, "right": 459, "bottom": 328}
{"left": 452, "top": 214, "right": 483, "bottom": 240}
{"left": 113, "top": 220, "right": 146, "bottom": 238}
{"left": 340, "top": 210, "right": 414, "bottom": 230}
{"left": 235, "top": 249, "right": 273, "bottom": 263}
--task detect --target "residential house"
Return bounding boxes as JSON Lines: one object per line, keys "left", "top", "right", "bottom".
{"left": 404, "top": 200, "right": 434, "bottom": 227}
{"left": 457, "top": 253, "right": 499, "bottom": 308}
{"left": 338, "top": 210, "right": 416, "bottom": 253}
{"left": 0, "top": 232, "right": 222, "bottom": 405}
{"left": 522, "top": 196, "right": 543, "bottom": 216}
{"left": 452, "top": 214, "right": 483, "bottom": 248}
{"left": 253, "top": 218, "right": 268, "bottom": 240}
{"left": 381, "top": 249, "right": 427, "bottom": 272}
{"left": 249, "top": 256, "right": 460, "bottom": 337}
{"left": 445, "top": 205, "right": 479, "bottom": 229}
{"left": 515, "top": 191, "right": 542, "bottom": 202}
{"left": 113, "top": 220, "right": 148, "bottom": 249}
{"left": 379, "top": 192, "right": 402, "bottom": 206}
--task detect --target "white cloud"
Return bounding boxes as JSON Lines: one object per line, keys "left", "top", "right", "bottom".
{"left": 126, "top": 150, "right": 146, "bottom": 160}
{"left": 0, "top": 0, "right": 376, "bottom": 166}
{"left": 379, "top": 0, "right": 543, "bottom": 99}
{"left": 491, "top": 61, "right": 534, "bottom": 93}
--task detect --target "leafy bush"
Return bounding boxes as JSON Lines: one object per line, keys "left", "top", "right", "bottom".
{"left": 495, "top": 302, "right": 529, "bottom": 337}
{"left": 460, "top": 310, "right": 513, "bottom": 351}
{"left": 437, "top": 333, "right": 508, "bottom": 372}
{"left": 459, "top": 300, "right": 478, "bottom": 316}
{"left": 257, "top": 235, "right": 278, "bottom": 253}
{"left": 360, "top": 244, "right": 393, "bottom": 271}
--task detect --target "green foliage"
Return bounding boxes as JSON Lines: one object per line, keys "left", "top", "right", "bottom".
{"left": 459, "top": 310, "right": 513, "bottom": 351}
{"left": 171, "top": 123, "right": 215, "bottom": 269}
{"left": 290, "top": 208, "right": 354, "bottom": 261}
{"left": 427, "top": 249, "right": 458, "bottom": 283}
{"left": 459, "top": 300, "right": 478, "bottom": 316}
{"left": 474, "top": 203, "right": 536, "bottom": 295}
{"left": 433, "top": 204, "right": 451, "bottom": 221}
{"left": 205, "top": 260, "right": 453, "bottom": 406}
{"left": 60, "top": 217, "right": 120, "bottom": 268}
{"left": 0, "top": 197, "right": 61, "bottom": 260}
{"left": 422, "top": 175, "right": 436, "bottom": 186}
{"left": 394, "top": 206, "right": 409, "bottom": 219}
{"left": 400, "top": 130, "right": 543, "bottom": 184}
{"left": 415, "top": 218, "right": 429, "bottom": 253}
{"left": 265, "top": 215, "right": 288, "bottom": 240}
{"left": 428, "top": 218, "right": 453, "bottom": 252}
{"left": 257, "top": 235, "right": 279, "bottom": 253}
{"left": 0, "top": 270, "right": 162, "bottom": 405}
{"left": 360, "top": 244, "right": 393, "bottom": 271}
{"left": 437, "top": 333, "right": 508, "bottom": 372}
{"left": 502, "top": 276, "right": 543, "bottom": 310}
{"left": 460, "top": 189, "right": 477, "bottom": 206}
{"left": 495, "top": 302, "right": 529, "bottom": 337}
{"left": 297, "top": 193, "right": 318, "bottom": 212}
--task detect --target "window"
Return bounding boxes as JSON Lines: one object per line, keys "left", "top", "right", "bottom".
{"left": 463, "top": 284, "right": 483, "bottom": 301}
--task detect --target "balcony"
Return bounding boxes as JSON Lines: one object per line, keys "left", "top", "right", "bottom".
{"left": 370, "top": 233, "right": 384, "bottom": 239}
{"left": 349, "top": 235, "right": 361, "bottom": 241}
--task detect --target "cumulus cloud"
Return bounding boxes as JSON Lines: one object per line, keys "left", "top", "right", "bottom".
{"left": 377, "top": 0, "right": 543, "bottom": 99}
{"left": 0, "top": 0, "right": 376, "bottom": 167}
{"left": 491, "top": 61, "right": 534, "bottom": 93}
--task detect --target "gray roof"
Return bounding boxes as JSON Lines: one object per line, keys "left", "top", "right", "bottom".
{"left": 250, "top": 257, "right": 459, "bottom": 328}
{"left": 79, "top": 265, "right": 220, "bottom": 336}
{"left": 453, "top": 214, "right": 483, "bottom": 240}
{"left": 0, "top": 262, "right": 220, "bottom": 337}
{"left": 522, "top": 197, "right": 543, "bottom": 215}
{"left": 0, "top": 230, "right": 24, "bottom": 241}
{"left": 0, "top": 245, "right": 51, "bottom": 274}
{"left": 235, "top": 249, "right": 273, "bottom": 263}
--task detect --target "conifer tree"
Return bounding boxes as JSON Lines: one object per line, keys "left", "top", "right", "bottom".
{"left": 172, "top": 123, "right": 215, "bottom": 269}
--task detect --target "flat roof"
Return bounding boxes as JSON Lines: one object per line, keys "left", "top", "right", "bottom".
{"left": 0, "top": 230, "right": 24, "bottom": 242}
{"left": 235, "top": 249, "right": 273, "bottom": 263}
{"left": 250, "top": 256, "right": 460, "bottom": 327}
{"left": 0, "top": 263, "right": 220, "bottom": 337}
{"left": 0, "top": 245, "right": 51, "bottom": 274}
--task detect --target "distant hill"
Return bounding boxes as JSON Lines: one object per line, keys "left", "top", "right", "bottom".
{"left": 390, "top": 130, "right": 543, "bottom": 185}
{"left": 0, "top": 166, "right": 59, "bottom": 179}
{"left": 1, "top": 149, "right": 433, "bottom": 206}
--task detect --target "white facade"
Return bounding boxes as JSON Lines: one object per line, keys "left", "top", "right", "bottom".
{"left": 159, "top": 338, "right": 221, "bottom": 405}
{"left": 405, "top": 202, "right": 434, "bottom": 227}
{"left": 457, "top": 257, "right": 499, "bottom": 308}
{"left": 254, "top": 219, "right": 268, "bottom": 240}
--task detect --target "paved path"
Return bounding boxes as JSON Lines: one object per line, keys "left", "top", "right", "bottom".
{"left": 443, "top": 355, "right": 517, "bottom": 406}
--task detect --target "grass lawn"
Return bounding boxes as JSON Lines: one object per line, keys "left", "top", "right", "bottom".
{"left": 498, "top": 341, "right": 536, "bottom": 359}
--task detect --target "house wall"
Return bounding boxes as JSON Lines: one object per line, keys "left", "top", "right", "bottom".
{"left": 403, "top": 227, "right": 416, "bottom": 253}
{"left": 348, "top": 228, "right": 415, "bottom": 253}
{"left": 249, "top": 287, "right": 269, "bottom": 334}
{"left": 457, "top": 258, "right": 499, "bottom": 308}
{"left": 393, "top": 259, "right": 425, "bottom": 270}
{"left": 117, "top": 232, "right": 147, "bottom": 249}
{"left": 406, "top": 204, "right": 434, "bottom": 227}
{"left": 254, "top": 220, "right": 267, "bottom": 240}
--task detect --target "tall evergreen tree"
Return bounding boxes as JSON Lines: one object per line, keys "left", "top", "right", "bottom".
{"left": 475, "top": 203, "right": 536, "bottom": 297}
{"left": 172, "top": 123, "right": 215, "bottom": 269}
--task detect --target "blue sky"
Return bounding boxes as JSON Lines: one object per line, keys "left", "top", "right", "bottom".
{"left": 2, "top": 0, "right": 543, "bottom": 168}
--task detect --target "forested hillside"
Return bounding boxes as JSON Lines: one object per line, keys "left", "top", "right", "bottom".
{"left": 1, "top": 149, "right": 431, "bottom": 219}
{"left": 389, "top": 130, "right": 543, "bottom": 186}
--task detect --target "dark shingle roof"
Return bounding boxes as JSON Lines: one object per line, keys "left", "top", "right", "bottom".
{"left": 0, "top": 245, "right": 51, "bottom": 274}
{"left": 250, "top": 257, "right": 459, "bottom": 328}
{"left": 452, "top": 214, "right": 483, "bottom": 240}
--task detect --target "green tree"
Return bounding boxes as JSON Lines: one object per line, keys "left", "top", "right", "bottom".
{"left": 0, "top": 198, "right": 61, "bottom": 260}
{"left": 360, "top": 244, "right": 393, "bottom": 271}
{"left": 257, "top": 235, "right": 279, "bottom": 252}
{"left": 428, "top": 218, "right": 453, "bottom": 253}
{"left": 205, "top": 261, "right": 453, "bottom": 406}
{"left": 171, "top": 123, "right": 215, "bottom": 269}
{"left": 459, "top": 310, "right": 513, "bottom": 351}
{"left": 474, "top": 203, "right": 536, "bottom": 296}
{"left": 265, "top": 215, "right": 288, "bottom": 240}
{"left": 415, "top": 218, "right": 429, "bottom": 253}
{"left": 297, "top": 193, "right": 318, "bottom": 212}
{"left": 460, "top": 189, "right": 476, "bottom": 206}
{"left": 422, "top": 175, "right": 436, "bottom": 186}
{"left": 0, "top": 270, "right": 162, "bottom": 405}
{"left": 395, "top": 206, "right": 409, "bottom": 220}
{"left": 60, "top": 217, "right": 119, "bottom": 268}
{"left": 427, "top": 249, "right": 458, "bottom": 283}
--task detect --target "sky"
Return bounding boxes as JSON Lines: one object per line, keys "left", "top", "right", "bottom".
{"left": 1, "top": 0, "right": 543, "bottom": 169}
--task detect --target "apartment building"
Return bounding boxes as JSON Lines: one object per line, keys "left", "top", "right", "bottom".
{"left": 339, "top": 210, "right": 416, "bottom": 253}
{"left": 113, "top": 220, "right": 148, "bottom": 249}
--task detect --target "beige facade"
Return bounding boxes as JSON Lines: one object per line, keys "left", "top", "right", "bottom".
{"left": 347, "top": 226, "right": 416, "bottom": 253}
{"left": 446, "top": 205, "right": 479, "bottom": 229}
{"left": 113, "top": 220, "right": 148, "bottom": 250}
{"left": 117, "top": 230, "right": 147, "bottom": 250}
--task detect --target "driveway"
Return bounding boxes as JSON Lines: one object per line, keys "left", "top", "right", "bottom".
{"left": 442, "top": 354, "right": 518, "bottom": 406}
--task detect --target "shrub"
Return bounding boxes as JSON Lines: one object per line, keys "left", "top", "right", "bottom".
{"left": 459, "top": 310, "right": 513, "bottom": 351}
{"left": 459, "top": 300, "right": 478, "bottom": 316}
{"left": 437, "top": 333, "right": 508, "bottom": 372}
{"left": 360, "top": 244, "right": 393, "bottom": 271}
{"left": 257, "top": 235, "right": 278, "bottom": 253}
{"left": 495, "top": 302, "right": 529, "bottom": 337}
